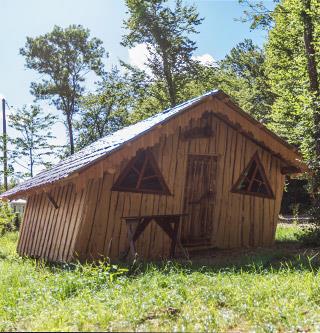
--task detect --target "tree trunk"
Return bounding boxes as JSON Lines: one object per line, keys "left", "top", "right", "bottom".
{"left": 66, "top": 113, "right": 75, "bottom": 155}
{"left": 164, "top": 68, "right": 176, "bottom": 107}
{"left": 302, "top": 0, "right": 320, "bottom": 96}
{"left": 301, "top": 0, "right": 320, "bottom": 216}
{"left": 161, "top": 51, "right": 176, "bottom": 107}
{"left": 30, "top": 148, "right": 33, "bottom": 178}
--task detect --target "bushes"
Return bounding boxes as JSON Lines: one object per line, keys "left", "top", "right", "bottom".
{"left": 0, "top": 201, "right": 20, "bottom": 236}
{"left": 280, "top": 178, "right": 312, "bottom": 215}
{"left": 295, "top": 226, "right": 320, "bottom": 247}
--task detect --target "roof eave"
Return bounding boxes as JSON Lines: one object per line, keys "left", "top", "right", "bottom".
{"left": 0, "top": 89, "right": 309, "bottom": 199}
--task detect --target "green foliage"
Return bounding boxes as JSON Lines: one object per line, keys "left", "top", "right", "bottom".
{"left": 238, "top": 0, "right": 278, "bottom": 30}
{"left": 117, "top": 62, "right": 167, "bottom": 122}
{"left": 220, "top": 39, "right": 275, "bottom": 122}
{"left": 129, "top": 38, "right": 274, "bottom": 124}
{"left": 9, "top": 105, "right": 57, "bottom": 178}
{"left": 0, "top": 201, "right": 17, "bottom": 236}
{"left": 127, "top": 78, "right": 170, "bottom": 122}
{"left": 167, "top": 39, "right": 274, "bottom": 123}
{"left": 239, "top": 0, "right": 320, "bottom": 166}
{"left": 275, "top": 223, "right": 305, "bottom": 242}
{"left": 265, "top": 0, "right": 314, "bottom": 159}
{"left": 75, "top": 63, "right": 171, "bottom": 146}
{"left": 296, "top": 225, "right": 320, "bottom": 246}
{"left": 0, "top": 134, "right": 16, "bottom": 186}
{"left": 75, "top": 67, "right": 132, "bottom": 149}
{"left": 241, "top": 0, "right": 320, "bottom": 224}
{"left": 20, "top": 25, "right": 106, "bottom": 155}
{"left": 281, "top": 178, "right": 312, "bottom": 214}
{"left": 122, "top": 0, "right": 203, "bottom": 107}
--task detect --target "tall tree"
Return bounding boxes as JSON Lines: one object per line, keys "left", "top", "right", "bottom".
{"left": 9, "top": 105, "right": 57, "bottom": 178}
{"left": 20, "top": 25, "right": 106, "bottom": 155}
{"left": 75, "top": 67, "right": 132, "bottom": 149}
{"left": 169, "top": 39, "right": 274, "bottom": 123}
{"left": 264, "top": 0, "right": 320, "bottom": 156}
{"left": 241, "top": 0, "right": 320, "bottom": 215}
{"left": 239, "top": 0, "right": 320, "bottom": 155}
{"left": 300, "top": 0, "right": 320, "bottom": 211}
{"left": 219, "top": 39, "right": 275, "bottom": 122}
{"left": 122, "top": 0, "right": 203, "bottom": 107}
{"left": 123, "top": 62, "right": 171, "bottom": 122}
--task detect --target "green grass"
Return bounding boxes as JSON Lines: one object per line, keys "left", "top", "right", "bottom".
{"left": 275, "top": 222, "right": 305, "bottom": 242}
{"left": 1, "top": 224, "right": 320, "bottom": 332}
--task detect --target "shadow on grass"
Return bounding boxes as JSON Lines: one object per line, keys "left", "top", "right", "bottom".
{"left": 122, "top": 241, "right": 320, "bottom": 276}
{"left": 4, "top": 231, "right": 320, "bottom": 277}
{"left": 22, "top": 239, "right": 320, "bottom": 277}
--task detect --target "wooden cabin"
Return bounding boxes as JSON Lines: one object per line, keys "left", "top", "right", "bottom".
{"left": 1, "top": 90, "right": 307, "bottom": 262}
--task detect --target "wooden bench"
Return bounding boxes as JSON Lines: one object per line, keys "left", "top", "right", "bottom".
{"left": 121, "top": 214, "right": 188, "bottom": 259}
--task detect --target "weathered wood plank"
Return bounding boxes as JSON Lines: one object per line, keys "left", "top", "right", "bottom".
{"left": 15, "top": 100, "right": 289, "bottom": 262}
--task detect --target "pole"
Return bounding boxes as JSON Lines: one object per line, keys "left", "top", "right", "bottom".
{"left": 2, "top": 98, "right": 8, "bottom": 191}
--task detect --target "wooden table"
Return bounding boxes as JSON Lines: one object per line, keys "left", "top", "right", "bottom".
{"left": 121, "top": 214, "right": 187, "bottom": 259}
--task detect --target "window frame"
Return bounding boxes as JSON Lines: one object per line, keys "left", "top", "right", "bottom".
{"left": 111, "top": 150, "right": 171, "bottom": 195}
{"left": 231, "top": 152, "right": 274, "bottom": 199}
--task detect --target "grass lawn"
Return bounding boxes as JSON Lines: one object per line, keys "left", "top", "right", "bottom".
{"left": 1, "top": 223, "right": 320, "bottom": 332}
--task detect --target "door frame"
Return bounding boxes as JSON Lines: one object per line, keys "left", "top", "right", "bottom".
{"left": 180, "top": 153, "right": 220, "bottom": 244}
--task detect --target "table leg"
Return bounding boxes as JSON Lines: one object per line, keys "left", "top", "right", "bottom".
{"left": 170, "top": 217, "right": 180, "bottom": 258}
{"left": 155, "top": 217, "right": 180, "bottom": 258}
{"left": 125, "top": 217, "right": 152, "bottom": 258}
{"left": 133, "top": 217, "right": 152, "bottom": 242}
{"left": 126, "top": 219, "right": 140, "bottom": 257}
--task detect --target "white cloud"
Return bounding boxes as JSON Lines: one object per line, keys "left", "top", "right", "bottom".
{"left": 128, "top": 43, "right": 150, "bottom": 72}
{"left": 192, "top": 53, "right": 217, "bottom": 67}
{"left": 128, "top": 44, "right": 217, "bottom": 72}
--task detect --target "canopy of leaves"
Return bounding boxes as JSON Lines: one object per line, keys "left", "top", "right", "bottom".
{"left": 163, "top": 39, "right": 273, "bottom": 123}
{"left": 219, "top": 39, "right": 275, "bottom": 122}
{"left": 127, "top": 39, "right": 274, "bottom": 124}
{"left": 238, "top": 0, "right": 279, "bottom": 30}
{"left": 265, "top": 0, "right": 320, "bottom": 159}
{"left": 75, "top": 67, "right": 135, "bottom": 149}
{"left": 9, "top": 105, "right": 57, "bottom": 178}
{"left": 122, "top": 0, "right": 203, "bottom": 107}
{"left": 20, "top": 25, "right": 106, "bottom": 155}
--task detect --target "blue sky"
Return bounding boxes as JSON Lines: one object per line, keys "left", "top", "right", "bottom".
{"left": 0, "top": 0, "right": 273, "bottom": 175}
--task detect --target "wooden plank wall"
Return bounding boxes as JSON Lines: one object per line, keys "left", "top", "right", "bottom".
{"left": 17, "top": 183, "right": 87, "bottom": 262}
{"left": 17, "top": 99, "right": 286, "bottom": 262}
{"left": 73, "top": 101, "right": 285, "bottom": 261}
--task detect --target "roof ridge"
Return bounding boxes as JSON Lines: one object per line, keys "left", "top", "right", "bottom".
{"left": 1, "top": 90, "right": 218, "bottom": 198}
{"left": 80, "top": 89, "right": 218, "bottom": 149}
{"left": 1, "top": 89, "right": 305, "bottom": 200}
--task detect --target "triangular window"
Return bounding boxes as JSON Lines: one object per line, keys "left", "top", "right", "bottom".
{"left": 112, "top": 150, "right": 171, "bottom": 195}
{"left": 232, "top": 152, "right": 274, "bottom": 198}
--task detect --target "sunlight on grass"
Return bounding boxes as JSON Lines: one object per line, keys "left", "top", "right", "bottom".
{"left": 0, "top": 232, "right": 18, "bottom": 259}
{"left": 1, "top": 227, "right": 320, "bottom": 332}
{"left": 275, "top": 223, "right": 305, "bottom": 242}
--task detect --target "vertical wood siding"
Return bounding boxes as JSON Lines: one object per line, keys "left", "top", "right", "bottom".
{"left": 17, "top": 184, "right": 86, "bottom": 262}
{"left": 73, "top": 103, "right": 285, "bottom": 260}
{"left": 18, "top": 100, "right": 286, "bottom": 261}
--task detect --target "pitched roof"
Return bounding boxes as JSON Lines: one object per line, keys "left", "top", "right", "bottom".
{"left": 1, "top": 90, "right": 306, "bottom": 199}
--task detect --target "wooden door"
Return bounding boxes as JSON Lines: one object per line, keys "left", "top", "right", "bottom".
{"left": 181, "top": 154, "right": 217, "bottom": 245}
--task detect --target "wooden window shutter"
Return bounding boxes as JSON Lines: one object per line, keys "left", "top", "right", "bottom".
{"left": 231, "top": 152, "right": 274, "bottom": 199}
{"left": 112, "top": 150, "right": 171, "bottom": 195}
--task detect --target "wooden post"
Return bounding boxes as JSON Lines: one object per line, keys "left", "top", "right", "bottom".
{"left": 2, "top": 98, "right": 8, "bottom": 191}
